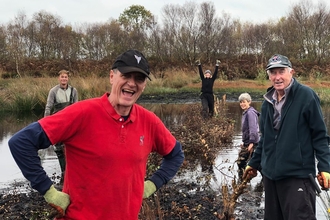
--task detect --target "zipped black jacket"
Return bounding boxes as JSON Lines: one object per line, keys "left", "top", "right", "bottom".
{"left": 249, "top": 78, "right": 330, "bottom": 180}
{"left": 198, "top": 65, "right": 219, "bottom": 94}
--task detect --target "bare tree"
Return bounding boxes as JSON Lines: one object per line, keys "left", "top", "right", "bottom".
{"left": 310, "top": 1, "right": 330, "bottom": 63}
{"left": 197, "top": 2, "right": 219, "bottom": 62}
{"left": 0, "top": 25, "right": 7, "bottom": 60}
{"left": 287, "top": 0, "right": 317, "bottom": 60}
{"left": 32, "top": 10, "right": 63, "bottom": 59}
{"left": 162, "top": 2, "right": 201, "bottom": 65}
{"left": 161, "top": 4, "right": 182, "bottom": 62}
{"left": 6, "top": 11, "right": 29, "bottom": 77}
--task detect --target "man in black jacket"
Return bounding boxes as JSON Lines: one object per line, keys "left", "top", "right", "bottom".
{"left": 243, "top": 54, "right": 330, "bottom": 220}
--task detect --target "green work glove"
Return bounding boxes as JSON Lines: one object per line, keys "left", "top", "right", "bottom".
{"left": 317, "top": 172, "right": 330, "bottom": 189}
{"left": 216, "top": 59, "right": 221, "bottom": 66}
{"left": 143, "top": 180, "right": 157, "bottom": 198}
{"left": 44, "top": 185, "right": 70, "bottom": 217}
{"left": 242, "top": 165, "right": 257, "bottom": 181}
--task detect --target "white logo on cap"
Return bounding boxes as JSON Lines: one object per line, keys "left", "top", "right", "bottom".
{"left": 134, "top": 55, "right": 141, "bottom": 64}
{"left": 270, "top": 55, "right": 282, "bottom": 65}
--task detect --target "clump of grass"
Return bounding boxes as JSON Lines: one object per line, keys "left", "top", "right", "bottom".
{"left": 11, "top": 93, "right": 39, "bottom": 112}
{"left": 1, "top": 72, "right": 330, "bottom": 113}
{"left": 144, "top": 70, "right": 196, "bottom": 94}
{"left": 0, "top": 76, "right": 110, "bottom": 112}
{"left": 255, "top": 67, "right": 268, "bottom": 85}
{"left": 73, "top": 76, "right": 110, "bottom": 100}
{"left": 162, "top": 69, "right": 192, "bottom": 89}
{"left": 2, "top": 78, "right": 49, "bottom": 112}
{"left": 315, "top": 88, "right": 330, "bottom": 105}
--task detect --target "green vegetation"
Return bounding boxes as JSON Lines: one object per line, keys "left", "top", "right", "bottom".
{"left": 2, "top": 72, "right": 330, "bottom": 113}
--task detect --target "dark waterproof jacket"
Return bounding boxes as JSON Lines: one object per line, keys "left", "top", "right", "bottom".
{"left": 242, "top": 106, "right": 260, "bottom": 145}
{"left": 198, "top": 65, "right": 219, "bottom": 94}
{"left": 249, "top": 78, "right": 330, "bottom": 180}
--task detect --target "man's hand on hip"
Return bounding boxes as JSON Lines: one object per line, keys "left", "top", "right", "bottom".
{"left": 143, "top": 180, "right": 156, "bottom": 198}
{"left": 44, "top": 185, "right": 70, "bottom": 217}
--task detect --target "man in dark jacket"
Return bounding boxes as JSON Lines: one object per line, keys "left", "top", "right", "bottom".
{"left": 243, "top": 54, "right": 330, "bottom": 220}
{"left": 196, "top": 59, "right": 220, "bottom": 118}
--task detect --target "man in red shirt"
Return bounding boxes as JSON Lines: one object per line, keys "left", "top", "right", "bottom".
{"left": 9, "top": 49, "right": 184, "bottom": 219}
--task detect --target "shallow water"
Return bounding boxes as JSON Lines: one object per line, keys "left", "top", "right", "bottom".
{"left": 1, "top": 102, "right": 330, "bottom": 219}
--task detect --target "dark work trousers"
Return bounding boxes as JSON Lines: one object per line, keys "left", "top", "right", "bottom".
{"left": 263, "top": 176, "right": 316, "bottom": 220}
{"left": 237, "top": 143, "right": 256, "bottom": 179}
{"left": 54, "top": 142, "right": 66, "bottom": 183}
{"left": 200, "top": 93, "right": 214, "bottom": 118}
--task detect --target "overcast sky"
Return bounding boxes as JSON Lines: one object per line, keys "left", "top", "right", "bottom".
{"left": 0, "top": 0, "right": 326, "bottom": 26}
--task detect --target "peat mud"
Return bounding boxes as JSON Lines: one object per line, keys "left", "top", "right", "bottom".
{"left": 0, "top": 173, "right": 265, "bottom": 220}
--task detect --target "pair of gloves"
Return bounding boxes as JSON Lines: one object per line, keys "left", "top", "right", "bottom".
{"left": 194, "top": 59, "right": 221, "bottom": 66}
{"left": 43, "top": 181, "right": 156, "bottom": 217}
{"left": 243, "top": 166, "right": 330, "bottom": 190}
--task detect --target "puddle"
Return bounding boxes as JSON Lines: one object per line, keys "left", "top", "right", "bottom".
{"left": 171, "top": 133, "right": 329, "bottom": 220}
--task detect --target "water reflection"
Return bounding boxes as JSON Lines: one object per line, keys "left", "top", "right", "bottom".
{"left": 140, "top": 103, "right": 190, "bottom": 130}
{"left": 0, "top": 111, "right": 42, "bottom": 140}
{"left": 3, "top": 102, "right": 330, "bottom": 186}
{"left": 0, "top": 111, "right": 56, "bottom": 189}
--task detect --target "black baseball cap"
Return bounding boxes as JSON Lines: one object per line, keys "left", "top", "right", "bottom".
{"left": 112, "top": 49, "right": 151, "bottom": 80}
{"left": 266, "top": 54, "right": 292, "bottom": 70}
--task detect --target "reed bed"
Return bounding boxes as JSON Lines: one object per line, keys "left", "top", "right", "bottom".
{"left": 1, "top": 71, "right": 330, "bottom": 113}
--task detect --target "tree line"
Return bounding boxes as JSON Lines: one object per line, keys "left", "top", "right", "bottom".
{"left": 0, "top": 0, "right": 330, "bottom": 79}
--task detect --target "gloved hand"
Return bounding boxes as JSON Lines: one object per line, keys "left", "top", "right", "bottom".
{"left": 216, "top": 59, "right": 221, "bottom": 66}
{"left": 195, "top": 59, "right": 201, "bottom": 65}
{"left": 242, "top": 165, "right": 257, "bottom": 181}
{"left": 44, "top": 185, "right": 70, "bottom": 217}
{"left": 143, "top": 180, "right": 157, "bottom": 198}
{"left": 317, "top": 172, "right": 330, "bottom": 189}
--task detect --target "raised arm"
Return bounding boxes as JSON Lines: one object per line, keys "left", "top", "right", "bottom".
{"left": 212, "top": 59, "right": 221, "bottom": 80}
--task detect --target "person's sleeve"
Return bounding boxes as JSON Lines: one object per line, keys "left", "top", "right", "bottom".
{"left": 198, "top": 65, "right": 204, "bottom": 80}
{"left": 248, "top": 104, "right": 265, "bottom": 169}
{"left": 73, "top": 88, "right": 78, "bottom": 102}
{"left": 309, "top": 93, "right": 330, "bottom": 172}
{"left": 247, "top": 111, "right": 259, "bottom": 144}
{"left": 248, "top": 140, "right": 262, "bottom": 169}
{"left": 8, "top": 122, "right": 53, "bottom": 195}
{"left": 44, "top": 89, "right": 55, "bottom": 117}
{"left": 149, "top": 141, "right": 184, "bottom": 189}
{"left": 212, "top": 65, "right": 219, "bottom": 80}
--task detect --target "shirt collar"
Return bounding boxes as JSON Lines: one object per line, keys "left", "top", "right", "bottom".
{"left": 271, "top": 78, "right": 294, "bottom": 103}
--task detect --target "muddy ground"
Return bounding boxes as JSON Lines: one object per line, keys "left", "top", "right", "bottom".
{"left": 0, "top": 172, "right": 265, "bottom": 220}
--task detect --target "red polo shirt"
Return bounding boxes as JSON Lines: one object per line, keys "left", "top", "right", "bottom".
{"left": 39, "top": 93, "right": 176, "bottom": 220}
